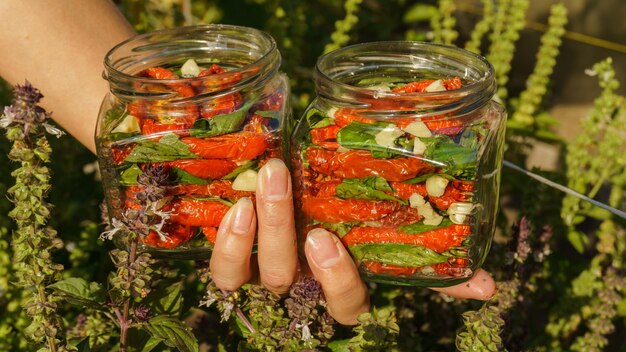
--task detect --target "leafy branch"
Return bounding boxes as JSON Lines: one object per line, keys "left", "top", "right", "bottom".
{"left": 1, "top": 82, "right": 65, "bottom": 351}
{"left": 324, "top": 0, "right": 363, "bottom": 54}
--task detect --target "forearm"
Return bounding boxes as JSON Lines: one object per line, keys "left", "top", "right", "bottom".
{"left": 0, "top": 0, "right": 136, "bottom": 153}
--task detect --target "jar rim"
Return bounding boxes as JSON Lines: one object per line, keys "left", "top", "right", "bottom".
{"left": 314, "top": 41, "right": 496, "bottom": 110}
{"left": 103, "top": 24, "right": 279, "bottom": 98}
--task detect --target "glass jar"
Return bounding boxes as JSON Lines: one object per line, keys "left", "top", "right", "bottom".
{"left": 96, "top": 25, "right": 289, "bottom": 259}
{"left": 291, "top": 42, "right": 505, "bottom": 286}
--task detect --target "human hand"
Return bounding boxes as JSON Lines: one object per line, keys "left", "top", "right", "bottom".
{"left": 209, "top": 159, "right": 496, "bottom": 325}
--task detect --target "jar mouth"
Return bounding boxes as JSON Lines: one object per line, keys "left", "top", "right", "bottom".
{"left": 314, "top": 41, "right": 496, "bottom": 114}
{"left": 104, "top": 24, "right": 280, "bottom": 101}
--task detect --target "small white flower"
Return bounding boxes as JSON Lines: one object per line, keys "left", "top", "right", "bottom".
{"left": 43, "top": 123, "right": 65, "bottom": 138}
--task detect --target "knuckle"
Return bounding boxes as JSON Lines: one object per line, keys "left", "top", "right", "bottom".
{"left": 217, "top": 248, "right": 248, "bottom": 266}
{"left": 261, "top": 271, "right": 294, "bottom": 294}
{"left": 259, "top": 201, "right": 294, "bottom": 228}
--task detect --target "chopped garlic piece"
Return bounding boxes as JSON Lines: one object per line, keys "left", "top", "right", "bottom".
{"left": 417, "top": 202, "right": 443, "bottom": 225}
{"left": 181, "top": 59, "right": 201, "bottom": 77}
{"left": 111, "top": 114, "right": 140, "bottom": 134}
{"left": 325, "top": 107, "right": 338, "bottom": 118}
{"left": 448, "top": 202, "right": 474, "bottom": 224}
{"left": 449, "top": 213, "right": 467, "bottom": 224}
{"left": 425, "top": 79, "right": 446, "bottom": 92}
{"left": 421, "top": 265, "right": 435, "bottom": 274}
{"left": 232, "top": 170, "right": 258, "bottom": 192}
{"left": 363, "top": 221, "right": 383, "bottom": 228}
{"left": 403, "top": 121, "right": 432, "bottom": 138}
{"left": 425, "top": 175, "right": 449, "bottom": 197}
{"left": 413, "top": 138, "right": 427, "bottom": 155}
{"left": 423, "top": 214, "right": 443, "bottom": 226}
{"left": 374, "top": 125, "right": 404, "bottom": 148}
{"left": 368, "top": 84, "right": 392, "bottom": 92}
{"left": 417, "top": 203, "right": 436, "bottom": 219}
{"left": 409, "top": 193, "right": 427, "bottom": 208}
{"left": 447, "top": 202, "right": 474, "bottom": 215}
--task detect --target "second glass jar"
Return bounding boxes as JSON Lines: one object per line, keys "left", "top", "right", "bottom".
{"left": 96, "top": 25, "right": 289, "bottom": 259}
{"left": 291, "top": 42, "right": 506, "bottom": 286}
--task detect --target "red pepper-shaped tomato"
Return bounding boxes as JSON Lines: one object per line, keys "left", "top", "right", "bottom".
{"left": 200, "top": 93, "right": 244, "bottom": 119}
{"left": 167, "top": 199, "right": 230, "bottom": 227}
{"left": 310, "top": 125, "right": 341, "bottom": 149}
{"left": 244, "top": 114, "right": 272, "bottom": 133}
{"left": 378, "top": 206, "right": 423, "bottom": 227}
{"left": 391, "top": 77, "right": 462, "bottom": 93}
{"left": 362, "top": 261, "right": 418, "bottom": 276}
{"left": 363, "top": 257, "right": 469, "bottom": 277}
{"left": 341, "top": 224, "right": 470, "bottom": 252}
{"left": 202, "top": 226, "right": 218, "bottom": 245}
{"left": 171, "top": 180, "right": 254, "bottom": 199}
{"left": 137, "top": 67, "right": 196, "bottom": 97}
{"left": 301, "top": 195, "right": 399, "bottom": 223}
{"left": 140, "top": 118, "right": 194, "bottom": 135}
{"left": 306, "top": 147, "right": 435, "bottom": 182}
{"left": 182, "top": 132, "right": 268, "bottom": 162}
{"left": 431, "top": 258, "right": 470, "bottom": 275}
{"left": 143, "top": 223, "right": 196, "bottom": 248}
{"left": 112, "top": 143, "right": 135, "bottom": 165}
{"left": 198, "top": 64, "right": 243, "bottom": 90}
{"left": 130, "top": 67, "right": 199, "bottom": 125}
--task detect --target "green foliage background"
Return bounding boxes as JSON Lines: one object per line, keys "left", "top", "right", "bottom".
{"left": 0, "top": 0, "right": 625, "bottom": 351}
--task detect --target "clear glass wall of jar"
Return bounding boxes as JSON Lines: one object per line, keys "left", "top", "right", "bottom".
{"left": 97, "top": 25, "right": 289, "bottom": 259}
{"left": 291, "top": 42, "right": 505, "bottom": 286}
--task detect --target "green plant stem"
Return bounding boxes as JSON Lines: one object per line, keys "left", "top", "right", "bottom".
{"left": 37, "top": 283, "right": 58, "bottom": 352}
{"left": 119, "top": 239, "right": 138, "bottom": 352}
{"left": 235, "top": 307, "right": 255, "bottom": 335}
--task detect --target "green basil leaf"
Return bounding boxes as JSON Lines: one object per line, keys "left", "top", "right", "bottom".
{"left": 143, "top": 281, "right": 184, "bottom": 315}
{"left": 397, "top": 218, "right": 453, "bottom": 234}
{"left": 327, "top": 339, "right": 351, "bottom": 352}
{"left": 67, "top": 337, "right": 91, "bottom": 352}
{"left": 336, "top": 177, "right": 407, "bottom": 205}
{"left": 306, "top": 107, "right": 333, "bottom": 128}
{"left": 402, "top": 173, "right": 455, "bottom": 184}
{"left": 423, "top": 130, "right": 478, "bottom": 179}
{"left": 104, "top": 107, "right": 125, "bottom": 128}
{"left": 337, "top": 121, "right": 412, "bottom": 159}
{"left": 119, "top": 164, "right": 143, "bottom": 186}
{"left": 312, "top": 221, "right": 358, "bottom": 238}
{"left": 567, "top": 229, "right": 588, "bottom": 254}
{"left": 222, "top": 160, "right": 258, "bottom": 180}
{"left": 349, "top": 243, "right": 450, "bottom": 267}
{"left": 124, "top": 134, "right": 198, "bottom": 163}
{"left": 254, "top": 110, "right": 280, "bottom": 120}
{"left": 126, "top": 328, "right": 163, "bottom": 352}
{"left": 48, "top": 278, "right": 105, "bottom": 309}
{"left": 189, "top": 196, "right": 234, "bottom": 207}
{"left": 108, "top": 132, "right": 138, "bottom": 142}
{"left": 173, "top": 168, "right": 209, "bottom": 185}
{"left": 190, "top": 103, "right": 251, "bottom": 138}
{"left": 143, "top": 315, "right": 199, "bottom": 352}
{"left": 356, "top": 76, "right": 406, "bottom": 87}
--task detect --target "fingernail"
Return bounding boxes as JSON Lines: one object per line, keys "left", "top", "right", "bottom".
{"left": 231, "top": 198, "right": 254, "bottom": 235}
{"left": 260, "top": 159, "right": 290, "bottom": 201}
{"left": 306, "top": 228, "right": 341, "bottom": 268}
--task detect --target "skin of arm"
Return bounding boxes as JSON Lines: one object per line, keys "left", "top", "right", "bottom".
{"left": 0, "top": 0, "right": 136, "bottom": 153}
